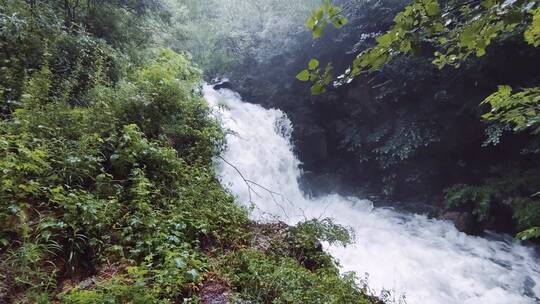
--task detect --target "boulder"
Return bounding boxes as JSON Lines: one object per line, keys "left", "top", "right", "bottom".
{"left": 213, "top": 81, "right": 234, "bottom": 91}
{"left": 200, "top": 274, "right": 231, "bottom": 304}
{"left": 441, "top": 211, "right": 475, "bottom": 234}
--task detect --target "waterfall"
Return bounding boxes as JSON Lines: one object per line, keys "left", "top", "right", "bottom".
{"left": 204, "top": 84, "right": 540, "bottom": 304}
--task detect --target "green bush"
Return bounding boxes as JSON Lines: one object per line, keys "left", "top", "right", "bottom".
{"left": 60, "top": 276, "right": 159, "bottom": 304}
{"left": 222, "top": 249, "right": 374, "bottom": 304}
{"left": 283, "top": 218, "right": 353, "bottom": 271}
{"left": 0, "top": 48, "right": 249, "bottom": 302}
{"left": 445, "top": 168, "right": 540, "bottom": 231}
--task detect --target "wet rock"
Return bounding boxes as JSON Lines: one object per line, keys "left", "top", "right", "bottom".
{"left": 298, "top": 171, "right": 340, "bottom": 197}
{"left": 442, "top": 211, "right": 475, "bottom": 233}
{"left": 483, "top": 203, "right": 516, "bottom": 233}
{"left": 77, "top": 278, "right": 95, "bottom": 289}
{"left": 200, "top": 274, "right": 231, "bottom": 304}
{"left": 59, "top": 261, "right": 127, "bottom": 294}
{"left": 251, "top": 222, "right": 288, "bottom": 252}
{"left": 295, "top": 124, "right": 328, "bottom": 165}
{"left": 213, "top": 81, "right": 234, "bottom": 91}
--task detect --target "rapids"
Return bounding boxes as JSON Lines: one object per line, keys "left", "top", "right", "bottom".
{"left": 204, "top": 84, "right": 540, "bottom": 304}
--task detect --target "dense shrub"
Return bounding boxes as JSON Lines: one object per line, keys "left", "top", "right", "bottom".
{"left": 0, "top": 48, "right": 249, "bottom": 302}
{"left": 445, "top": 168, "right": 540, "bottom": 231}
{"left": 222, "top": 249, "right": 375, "bottom": 304}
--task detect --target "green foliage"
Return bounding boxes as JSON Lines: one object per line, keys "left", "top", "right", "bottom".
{"left": 291, "top": 218, "right": 353, "bottom": 247}
{"left": 0, "top": 0, "right": 125, "bottom": 114}
{"left": 296, "top": 69, "right": 311, "bottom": 81}
{"left": 109, "top": 49, "right": 224, "bottom": 161}
{"left": 0, "top": 1, "right": 399, "bottom": 302}
{"left": 60, "top": 277, "right": 158, "bottom": 304}
{"left": 304, "top": 0, "right": 348, "bottom": 39}
{"left": 1, "top": 2, "right": 382, "bottom": 302}
{"left": 164, "top": 0, "right": 321, "bottom": 76}
{"left": 296, "top": 59, "right": 334, "bottom": 95}
{"left": 445, "top": 184, "right": 496, "bottom": 222}
{"left": 373, "top": 123, "right": 440, "bottom": 169}
{"left": 512, "top": 197, "right": 540, "bottom": 231}
{"left": 482, "top": 85, "right": 540, "bottom": 134}
{"left": 222, "top": 249, "right": 375, "bottom": 304}
{"left": 445, "top": 169, "right": 540, "bottom": 230}
{"left": 301, "top": 0, "right": 540, "bottom": 237}
{"left": 301, "top": 0, "right": 540, "bottom": 130}
{"left": 516, "top": 226, "right": 540, "bottom": 240}
{"left": 0, "top": 46, "right": 251, "bottom": 302}
{"left": 525, "top": 7, "right": 540, "bottom": 47}
{"left": 305, "top": 0, "right": 538, "bottom": 79}
{"left": 298, "top": 0, "right": 350, "bottom": 92}
{"left": 282, "top": 219, "right": 353, "bottom": 272}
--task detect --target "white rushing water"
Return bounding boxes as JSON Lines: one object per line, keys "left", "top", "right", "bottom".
{"left": 203, "top": 84, "right": 540, "bottom": 304}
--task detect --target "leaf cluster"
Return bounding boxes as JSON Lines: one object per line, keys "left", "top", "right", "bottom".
{"left": 445, "top": 168, "right": 540, "bottom": 232}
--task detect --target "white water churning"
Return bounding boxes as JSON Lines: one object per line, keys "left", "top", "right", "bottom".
{"left": 203, "top": 84, "right": 540, "bottom": 304}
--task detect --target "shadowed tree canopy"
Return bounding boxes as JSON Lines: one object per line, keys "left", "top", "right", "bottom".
{"left": 295, "top": 0, "right": 540, "bottom": 238}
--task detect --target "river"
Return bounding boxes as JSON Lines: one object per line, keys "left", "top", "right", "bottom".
{"left": 204, "top": 84, "right": 540, "bottom": 304}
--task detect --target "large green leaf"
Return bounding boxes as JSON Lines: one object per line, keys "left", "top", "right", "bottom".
{"left": 425, "top": 1, "right": 440, "bottom": 17}
{"left": 308, "top": 59, "right": 319, "bottom": 70}
{"left": 311, "top": 83, "right": 325, "bottom": 95}
{"left": 296, "top": 70, "right": 310, "bottom": 81}
{"left": 332, "top": 17, "right": 348, "bottom": 29}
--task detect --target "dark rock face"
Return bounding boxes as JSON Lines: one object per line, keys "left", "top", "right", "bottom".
{"left": 484, "top": 203, "right": 516, "bottom": 233}
{"left": 442, "top": 211, "right": 476, "bottom": 234}
{"left": 250, "top": 221, "right": 289, "bottom": 252}
{"left": 298, "top": 171, "right": 343, "bottom": 197}
{"left": 441, "top": 202, "right": 517, "bottom": 235}
{"left": 295, "top": 124, "right": 328, "bottom": 166}
{"left": 213, "top": 81, "right": 234, "bottom": 91}
{"left": 345, "top": 81, "right": 371, "bottom": 104}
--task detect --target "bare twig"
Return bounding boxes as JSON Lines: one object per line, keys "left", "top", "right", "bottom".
{"left": 218, "top": 155, "right": 260, "bottom": 203}
{"left": 246, "top": 179, "right": 290, "bottom": 219}
{"left": 218, "top": 156, "right": 291, "bottom": 219}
